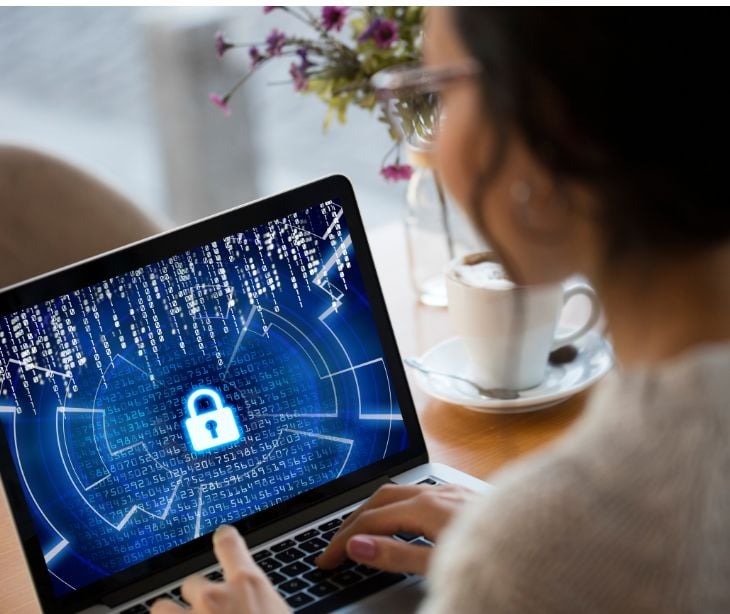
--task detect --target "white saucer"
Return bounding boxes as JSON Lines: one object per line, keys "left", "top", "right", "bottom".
{"left": 408, "top": 330, "right": 614, "bottom": 414}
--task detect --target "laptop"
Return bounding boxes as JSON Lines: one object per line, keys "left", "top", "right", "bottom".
{"left": 0, "top": 175, "right": 489, "bottom": 613}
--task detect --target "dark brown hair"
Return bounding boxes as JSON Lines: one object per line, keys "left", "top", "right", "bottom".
{"left": 452, "top": 7, "right": 729, "bottom": 256}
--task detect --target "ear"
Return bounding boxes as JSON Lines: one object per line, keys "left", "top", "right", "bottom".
{"left": 479, "top": 136, "right": 600, "bottom": 285}
{"left": 505, "top": 142, "right": 573, "bottom": 243}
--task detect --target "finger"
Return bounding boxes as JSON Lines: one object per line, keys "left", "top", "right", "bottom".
{"left": 318, "top": 498, "right": 434, "bottom": 569}
{"left": 181, "top": 573, "right": 217, "bottom": 609}
{"left": 213, "top": 524, "right": 258, "bottom": 580}
{"left": 337, "top": 484, "right": 424, "bottom": 533}
{"left": 346, "top": 534, "right": 432, "bottom": 575}
{"left": 149, "top": 598, "right": 186, "bottom": 614}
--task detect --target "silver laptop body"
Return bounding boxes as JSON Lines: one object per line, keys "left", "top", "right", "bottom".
{"left": 0, "top": 176, "right": 489, "bottom": 614}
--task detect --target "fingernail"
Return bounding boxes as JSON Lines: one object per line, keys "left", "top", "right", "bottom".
{"left": 348, "top": 536, "right": 376, "bottom": 561}
{"left": 214, "top": 524, "right": 233, "bottom": 541}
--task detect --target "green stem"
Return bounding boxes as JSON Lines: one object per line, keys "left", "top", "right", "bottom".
{"left": 280, "top": 6, "right": 359, "bottom": 64}
{"left": 223, "top": 57, "right": 273, "bottom": 100}
{"left": 331, "top": 80, "right": 371, "bottom": 95}
{"left": 380, "top": 140, "right": 400, "bottom": 167}
{"left": 226, "top": 41, "right": 265, "bottom": 48}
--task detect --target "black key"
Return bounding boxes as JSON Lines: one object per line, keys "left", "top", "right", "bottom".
{"left": 300, "top": 537, "right": 328, "bottom": 553}
{"left": 281, "top": 561, "right": 309, "bottom": 577}
{"left": 171, "top": 586, "right": 190, "bottom": 606}
{"left": 331, "top": 569, "right": 363, "bottom": 587}
{"left": 205, "top": 570, "right": 223, "bottom": 581}
{"left": 418, "top": 478, "right": 438, "bottom": 485}
{"left": 322, "top": 529, "right": 338, "bottom": 542}
{"left": 308, "top": 580, "right": 339, "bottom": 597}
{"left": 259, "top": 557, "right": 282, "bottom": 572}
{"left": 336, "top": 559, "right": 357, "bottom": 570}
{"left": 286, "top": 591, "right": 315, "bottom": 608}
{"left": 303, "top": 552, "right": 322, "bottom": 566}
{"left": 355, "top": 564, "right": 379, "bottom": 577}
{"left": 279, "top": 578, "right": 309, "bottom": 594}
{"left": 412, "top": 537, "right": 434, "bottom": 547}
{"left": 318, "top": 518, "right": 342, "bottom": 532}
{"left": 272, "top": 539, "right": 296, "bottom": 552}
{"left": 253, "top": 549, "right": 272, "bottom": 562}
{"left": 303, "top": 568, "right": 330, "bottom": 583}
{"left": 297, "top": 571, "right": 407, "bottom": 613}
{"left": 341, "top": 511, "right": 353, "bottom": 520}
{"left": 120, "top": 605, "right": 147, "bottom": 614}
{"left": 275, "top": 547, "right": 304, "bottom": 564}
{"left": 295, "top": 529, "right": 319, "bottom": 542}
{"left": 267, "top": 571, "right": 287, "bottom": 585}
{"left": 394, "top": 530, "right": 420, "bottom": 542}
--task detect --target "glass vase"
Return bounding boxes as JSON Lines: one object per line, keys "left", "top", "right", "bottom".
{"left": 403, "top": 149, "right": 484, "bottom": 307}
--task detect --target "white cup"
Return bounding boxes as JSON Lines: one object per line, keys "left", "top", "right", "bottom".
{"left": 445, "top": 252, "right": 601, "bottom": 391}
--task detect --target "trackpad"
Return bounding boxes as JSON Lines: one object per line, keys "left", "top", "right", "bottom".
{"left": 338, "top": 577, "right": 426, "bottom": 613}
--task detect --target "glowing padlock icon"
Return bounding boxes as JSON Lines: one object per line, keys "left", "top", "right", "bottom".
{"left": 182, "top": 388, "right": 243, "bottom": 453}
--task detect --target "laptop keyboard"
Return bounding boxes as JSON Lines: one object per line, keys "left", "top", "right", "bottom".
{"left": 120, "top": 477, "right": 438, "bottom": 613}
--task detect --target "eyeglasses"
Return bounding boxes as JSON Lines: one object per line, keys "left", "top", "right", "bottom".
{"left": 371, "top": 59, "right": 482, "bottom": 150}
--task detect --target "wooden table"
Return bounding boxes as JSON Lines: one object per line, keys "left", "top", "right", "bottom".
{"left": 0, "top": 222, "right": 588, "bottom": 612}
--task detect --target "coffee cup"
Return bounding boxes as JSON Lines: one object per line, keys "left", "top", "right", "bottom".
{"left": 445, "top": 252, "right": 600, "bottom": 391}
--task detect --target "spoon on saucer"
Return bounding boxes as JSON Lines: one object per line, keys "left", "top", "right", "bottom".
{"left": 403, "top": 357, "right": 520, "bottom": 400}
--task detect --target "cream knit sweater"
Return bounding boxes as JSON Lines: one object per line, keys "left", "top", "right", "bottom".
{"left": 420, "top": 342, "right": 730, "bottom": 613}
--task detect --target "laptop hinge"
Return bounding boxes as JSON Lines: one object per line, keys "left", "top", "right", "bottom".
{"left": 103, "top": 474, "right": 393, "bottom": 607}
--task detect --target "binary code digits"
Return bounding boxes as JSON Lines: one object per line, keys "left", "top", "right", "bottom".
{"left": 0, "top": 199, "right": 407, "bottom": 595}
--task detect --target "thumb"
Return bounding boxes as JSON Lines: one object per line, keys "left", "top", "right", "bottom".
{"left": 346, "top": 535, "right": 432, "bottom": 575}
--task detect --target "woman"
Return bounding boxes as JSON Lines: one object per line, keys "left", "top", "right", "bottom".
{"left": 152, "top": 7, "right": 730, "bottom": 613}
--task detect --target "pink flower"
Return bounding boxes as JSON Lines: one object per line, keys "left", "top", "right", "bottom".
{"left": 249, "top": 45, "right": 263, "bottom": 68}
{"left": 289, "top": 62, "right": 308, "bottom": 92}
{"left": 380, "top": 163, "right": 413, "bottom": 181}
{"left": 296, "top": 47, "right": 313, "bottom": 69}
{"left": 322, "top": 6, "right": 348, "bottom": 32}
{"left": 265, "top": 28, "right": 286, "bottom": 56}
{"left": 214, "top": 31, "right": 233, "bottom": 59}
{"left": 208, "top": 93, "right": 231, "bottom": 116}
{"left": 358, "top": 18, "right": 399, "bottom": 49}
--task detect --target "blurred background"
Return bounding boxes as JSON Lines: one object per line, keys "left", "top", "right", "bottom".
{"left": 0, "top": 6, "right": 402, "bottom": 229}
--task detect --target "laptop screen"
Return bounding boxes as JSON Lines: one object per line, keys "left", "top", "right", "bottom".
{"left": 0, "top": 194, "right": 409, "bottom": 598}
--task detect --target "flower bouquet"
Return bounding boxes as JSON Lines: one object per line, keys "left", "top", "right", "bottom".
{"left": 210, "top": 6, "right": 426, "bottom": 181}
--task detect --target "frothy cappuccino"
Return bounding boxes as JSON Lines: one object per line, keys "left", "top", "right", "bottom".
{"left": 445, "top": 251, "right": 601, "bottom": 390}
{"left": 450, "top": 252, "right": 515, "bottom": 291}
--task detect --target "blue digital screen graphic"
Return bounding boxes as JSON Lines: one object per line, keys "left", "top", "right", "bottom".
{"left": 0, "top": 199, "right": 407, "bottom": 596}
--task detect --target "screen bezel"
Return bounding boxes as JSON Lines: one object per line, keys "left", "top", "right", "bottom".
{"left": 0, "top": 174, "right": 428, "bottom": 613}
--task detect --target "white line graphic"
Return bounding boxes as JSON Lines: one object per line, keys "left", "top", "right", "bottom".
{"left": 44, "top": 538, "right": 69, "bottom": 563}
{"left": 183, "top": 284, "right": 235, "bottom": 321}
{"left": 194, "top": 484, "right": 204, "bottom": 539}
{"left": 223, "top": 305, "right": 258, "bottom": 380}
{"left": 321, "top": 358, "right": 383, "bottom": 380}
{"left": 111, "top": 354, "right": 154, "bottom": 380}
{"left": 49, "top": 569, "right": 76, "bottom": 590}
{"left": 279, "top": 205, "right": 343, "bottom": 242}
{"left": 208, "top": 428, "right": 353, "bottom": 491}
{"left": 5, "top": 358, "right": 71, "bottom": 380}
{"left": 57, "top": 406, "right": 183, "bottom": 531}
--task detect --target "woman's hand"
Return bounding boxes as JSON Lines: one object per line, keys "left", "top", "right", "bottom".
{"left": 316, "top": 483, "right": 476, "bottom": 575}
{"left": 150, "top": 525, "right": 289, "bottom": 614}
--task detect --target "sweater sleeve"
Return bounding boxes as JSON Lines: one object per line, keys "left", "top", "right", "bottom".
{"left": 418, "top": 350, "right": 730, "bottom": 613}
{"left": 418, "top": 458, "right": 597, "bottom": 614}
{"left": 418, "top": 441, "right": 688, "bottom": 614}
